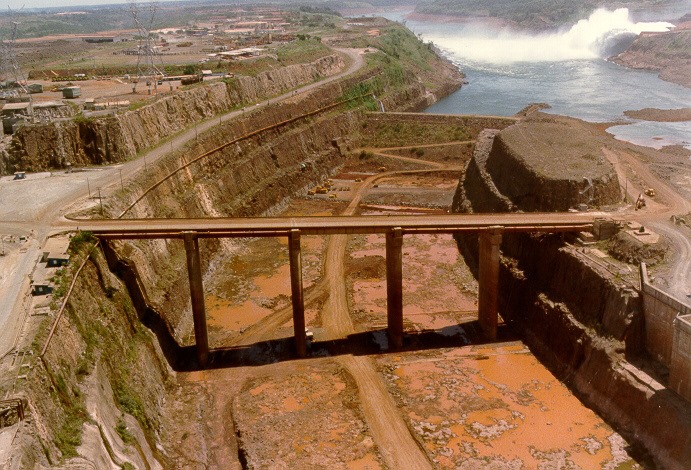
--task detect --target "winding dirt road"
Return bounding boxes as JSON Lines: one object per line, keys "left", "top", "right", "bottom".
{"left": 602, "top": 147, "right": 691, "bottom": 297}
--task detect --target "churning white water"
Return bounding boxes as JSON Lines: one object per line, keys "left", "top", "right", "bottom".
{"left": 424, "top": 8, "right": 675, "bottom": 63}
{"left": 373, "top": 8, "right": 690, "bottom": 150}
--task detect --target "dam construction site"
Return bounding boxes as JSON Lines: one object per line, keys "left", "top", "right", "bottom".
{"left": 0, "top": 11, "right": 689, "bottom": 470}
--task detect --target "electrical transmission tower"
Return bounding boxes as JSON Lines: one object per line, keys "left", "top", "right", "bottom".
{"left": 0, "top": 15, "right": 33, "bottom": 121}
{"left": 129, "top": 0, "right": 169, "bottom": 94}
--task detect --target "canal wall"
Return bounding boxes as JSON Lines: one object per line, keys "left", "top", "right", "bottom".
{"left": 640, "top": 262, "right": 691, "bottom": 402}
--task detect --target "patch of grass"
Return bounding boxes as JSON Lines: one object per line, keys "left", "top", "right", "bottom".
{"left": 69, "top": 231, "right": 95, "bottom": 253}
{"left": 52, "top": 373, "right": 88, "bottom": 459}
{"left": 115, "top": 417, "right": 135, "bottom": 445}
{"left": 72, "top": 113, "right": 93, "bottom": 125}
{"left": 360, "top": 120, "right": 472, "bottom": 148}
{"left": 276, "top": 38, "right": 330, "bottom": 66}
{"left": 127, "top": 101, "right": 148, "bottom": 112}
{"left": 114, "top": 380, "right": 151, "bottom": 430}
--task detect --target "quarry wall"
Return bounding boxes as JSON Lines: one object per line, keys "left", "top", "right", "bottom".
{"left": 27, "top": 244, "right": 171, "bottom": 468}
{"left": 10, "top": 29, "right": 466, "bottom": 466}
{"left": 0, "top": 54, "right": 345, "bottom": 175}
{"left": 485, "top": 128, "right": 621, "bottom": 211}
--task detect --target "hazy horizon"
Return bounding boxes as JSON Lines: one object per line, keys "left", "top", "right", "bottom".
{"left": 2, "top": 0, "right": 186, "bottom": 11}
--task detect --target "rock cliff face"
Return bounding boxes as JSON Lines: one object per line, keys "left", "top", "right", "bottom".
{"left": 453, "top": 115, "right": 691, "bottom": 469}
{"left": 611, "top": 28, "right": 691, "bottom": 89}
{"left": 0, "top": 55, "right": 345, "bottom": 175}
{"left": 482, "top": 115, "right": 621, "bottom": 211}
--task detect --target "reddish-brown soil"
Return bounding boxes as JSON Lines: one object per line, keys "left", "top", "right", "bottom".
{"left": 167, "top": 148, "right": 644, "bottom": 468}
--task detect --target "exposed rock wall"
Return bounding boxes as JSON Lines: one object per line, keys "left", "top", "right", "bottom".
{"left": 484, "top": 117, "right": 621, "bottom": 211}
{"left": 24, "top": 247, "right": 171, "bottom": 468}
{"left": 452, "top": 129, "right": 516, "bottom": 215}
{"left": 0, "top": 55, "right": 345, "bottom": 175}
{"left": 15, "top": 41, "right": 464, "bottom": 466}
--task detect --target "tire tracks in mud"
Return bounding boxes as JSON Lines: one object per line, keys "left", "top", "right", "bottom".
{"left": 230, "top": 151, "right": 464, "bottom": 468}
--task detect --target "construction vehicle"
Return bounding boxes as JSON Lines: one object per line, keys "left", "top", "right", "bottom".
{"left": 644, "top": 188, "right": 655, "bottom": 197}
{"left": 635, "top": 193, "right": 646, "bottom": 210}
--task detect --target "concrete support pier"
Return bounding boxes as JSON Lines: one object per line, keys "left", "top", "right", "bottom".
{"left": 386, "top": 227, "right": 404, "bottom": 349}
{"left": 183, "top": 232, "right": 209, "bottom": 367}
{"left": 288, "top": 229, "right": 307, "bottom": 357}
{"left": 478, "top": 227, "right": 503, "bottom": 341}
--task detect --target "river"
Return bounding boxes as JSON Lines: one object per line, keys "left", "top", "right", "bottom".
{"left": 377, "top": 8, "right": 691, "bottom": 150}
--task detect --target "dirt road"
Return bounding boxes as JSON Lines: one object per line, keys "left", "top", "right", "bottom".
{"left": 602, "top": 147, "right": 691, "bottom": 297}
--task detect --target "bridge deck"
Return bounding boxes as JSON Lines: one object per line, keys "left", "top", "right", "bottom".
{"left": 75, "top": 213, "right": 595, "bottom": 239}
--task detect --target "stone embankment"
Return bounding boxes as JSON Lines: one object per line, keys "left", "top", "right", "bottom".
{"left": 0, "top": 55, "right": 345, "bottom": 175}
{"left": 453, "top": 115, "right": 691, "bottom": 469}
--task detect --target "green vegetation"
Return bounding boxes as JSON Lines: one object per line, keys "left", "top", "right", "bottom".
{"left": 52, "top": 372, "right": 88, "bottom": 458}
{"left": 276, "top": 38, "right": 330, "bottom": 66}
{"left": 69, "top": 231, "right": 95, "bottom": 253}
{"left": 115, "top": 417, "right": 135, "bottom": 445}
{"left": 72, "top": 113, "right": 93, "bottom": 125}
{"left": 360, "top": 120, "right": 471, "bottom": 148}
{"left": 127, "top": 101, "right": 148, "bottom": 112}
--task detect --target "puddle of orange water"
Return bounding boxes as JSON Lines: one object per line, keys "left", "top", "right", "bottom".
{"left": 207, "top": 296, "right": 272, "bottom": 330}
{"left": 382, "top": 344, "right": 639, "bottom": 468}
{"left": 254, "top": 264, "right": 291, "bottom": 297}
{"left": 347, "top": 452, "right": 382, "bottom": 470}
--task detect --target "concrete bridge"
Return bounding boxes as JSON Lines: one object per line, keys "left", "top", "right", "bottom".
{"left": 77, "top": 213, "right": 595, "bottom": 367}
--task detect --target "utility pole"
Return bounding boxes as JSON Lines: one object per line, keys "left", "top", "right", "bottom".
{"left": 98, "top": 187, "right": 104, "bottom": 216}
{"left": 119, "top": 168, "right": 124, "bottom": 191}
{"left": 87, "top": 178, "right": 91, "bottom": 198}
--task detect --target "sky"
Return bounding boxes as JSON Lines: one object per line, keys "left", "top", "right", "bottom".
{"left": 3, "top": 0, "right": 185, "bottom": 10}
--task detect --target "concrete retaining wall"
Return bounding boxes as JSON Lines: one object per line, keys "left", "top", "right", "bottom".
{"left": 671, "top": 314, "right": 691, "bottom": 401}
{"left": 640, "top": 263, "right": 691, "bottom": 401}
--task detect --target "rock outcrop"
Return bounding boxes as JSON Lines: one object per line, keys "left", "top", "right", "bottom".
{"left": 0, "top": 55, "right": 345, "bottom": 175}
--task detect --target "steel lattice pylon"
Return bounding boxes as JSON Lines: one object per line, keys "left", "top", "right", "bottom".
{"left": 129, "top": 0, "right": 170, "bottom": 94}
{"left": 0, "top": 17, "right": 33, "bottom": 119}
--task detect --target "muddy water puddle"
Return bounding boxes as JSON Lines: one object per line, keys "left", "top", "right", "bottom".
{"left": 205, "top": 202, "right": 330, "bottom": 342}
{"left": 348, "top": 231, "right": 478, "bottom": 334}
{"left": 379, "top": 344, "right": 642, "bottom": 468}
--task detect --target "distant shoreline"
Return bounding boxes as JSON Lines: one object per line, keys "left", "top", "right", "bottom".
{"left": 623, "top": 108, "right": 691, "bottom": 122}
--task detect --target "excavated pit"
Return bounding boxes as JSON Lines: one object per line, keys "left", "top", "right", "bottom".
{"left": 11, "top": 43, "right": 689, "bottom": 468}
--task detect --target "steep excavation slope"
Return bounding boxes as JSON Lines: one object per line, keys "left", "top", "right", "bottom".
{"left": 453, "top": 113, "right": 691, "bottom": 469}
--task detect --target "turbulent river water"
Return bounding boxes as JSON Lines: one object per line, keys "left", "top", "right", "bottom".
{"left": 380, "top": 8, "right": 691, "bottom": 150}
